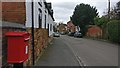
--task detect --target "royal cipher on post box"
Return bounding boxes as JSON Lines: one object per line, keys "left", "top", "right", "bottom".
{"left": 5, "top": 32, "right": 30, "bottom": 63}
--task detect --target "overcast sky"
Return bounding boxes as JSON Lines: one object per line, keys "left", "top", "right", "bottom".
{"left": 46, "top": 0, "right": 119, "bottom": 24}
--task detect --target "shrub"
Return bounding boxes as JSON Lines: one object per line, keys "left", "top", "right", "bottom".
{"left": 107, "top": 20, "right": 120, "bottom": 43}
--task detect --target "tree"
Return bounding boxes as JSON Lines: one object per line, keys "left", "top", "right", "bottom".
{"left": 71, "top": 3, "right": 98, "bottom": 36}
{"left": 109, "top": 1, "right": 120, "bottom": 20}
{"left": 94, "top": 16, "right": 100, "bottom": 26}
{"left": 94, "top": 16, "right": 109, "bottom": 39}
{"left": 116, "top": 1, "right": 120, "bottom": 19}
{"left": 107, "top": 20, "right": 120, "bottom": 43}
{"left": 94, "top": 16, "right": 108, "bottom": 28}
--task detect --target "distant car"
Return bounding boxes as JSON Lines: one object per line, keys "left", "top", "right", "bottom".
{"left": 68, "top": 32, "right": 75, "bottom": 36}
{"left": 60, "top": 32, "right": 65, "bottom": 35}
{"left": 74, "top": 32, "right": 83, "bottom": 38}
{"left": 53, "top": 32, "right": 60, "bottom": 37}
{"left": 68, "top": 32, "right": 71, "bottom": 36}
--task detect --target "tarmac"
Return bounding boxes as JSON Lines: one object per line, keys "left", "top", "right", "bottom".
{"left": 35, "top": 37, "right": 80, "bottom": 66}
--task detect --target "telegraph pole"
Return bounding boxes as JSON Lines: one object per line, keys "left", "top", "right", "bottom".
{"left": 108, "top": 0, "right": 110, "bottom": 21}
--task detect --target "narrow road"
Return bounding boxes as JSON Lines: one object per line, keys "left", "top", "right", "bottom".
{"left": 36, "top": 35, "right": 118, "bottom": 66}
{"left": 61, "top": 35, "right": 118, "bottom": 66}
{"left": 36, "top": 37, "right": 80, "bottom": 66}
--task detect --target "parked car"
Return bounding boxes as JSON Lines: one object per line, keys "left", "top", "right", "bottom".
{"left": 74, "top": 32, "right": 83, "bottom": 38}
{"left": 60, "top": 32, "right": 65, "bottom": 35}
{"left": 68, "top": 32, "right": 75, "bottom": 36}
{"left": 53, "top": 32, "right": 60, "bottom": 37}
{"left": 68, "top": 32, "right": 71, "bottom": 36}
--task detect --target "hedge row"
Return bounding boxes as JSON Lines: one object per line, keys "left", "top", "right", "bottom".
{"left": 107, "top": 20, "right": 120, "bottom": 43}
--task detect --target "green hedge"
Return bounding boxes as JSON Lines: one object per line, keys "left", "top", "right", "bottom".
{"left": 107, "top": 20, "right": 120, "bottom": 43}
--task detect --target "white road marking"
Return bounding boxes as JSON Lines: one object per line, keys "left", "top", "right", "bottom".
{"left": 60, "top": 36, "right": 87, "bottom": 68}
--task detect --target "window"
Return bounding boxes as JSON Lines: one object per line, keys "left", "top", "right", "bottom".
{"left": 38, "top": 8, "right": 42, "bottom": 28}
{"left": 50, "top": 24, "right": 52, "bottom": 31}
{"left": 48, "top": 24, "right": 49, "bottom": 35}
{"left": 44, "top": 15, "right": 46, "bottom": 29}
{"left": 45, "top": 9, "right": 47, "bottom": 13}
{"left": 38, "top": 1, "right": 42, "bottom": 7}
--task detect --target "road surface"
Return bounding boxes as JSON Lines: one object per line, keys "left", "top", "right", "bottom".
{"left": 61, "top": 35, "right": 118, "bottom": 66}
{"left": 36, "top": 35, "right": 118, "bottom": 66}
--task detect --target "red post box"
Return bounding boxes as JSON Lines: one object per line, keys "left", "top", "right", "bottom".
{"left": 5, "top": 32, "right": 30, "bottom": 63}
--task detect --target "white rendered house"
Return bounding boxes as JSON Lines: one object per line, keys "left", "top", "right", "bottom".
{"left": 26, "top": 0, "right": 55, "bottom": 36}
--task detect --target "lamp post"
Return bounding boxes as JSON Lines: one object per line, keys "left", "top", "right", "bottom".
{"left": 31, "top": 0, "right": 35, "bottom": 65}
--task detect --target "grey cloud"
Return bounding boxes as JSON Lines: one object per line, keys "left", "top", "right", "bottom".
{"left": 53, "top": 2, "right": 77, "bottom": 10}
{"left": 95, "top": 1, "right": 118, "bottom": 16}
{"left": 52, "top": 0, "right": 119, "bottom": 23}
{"left": 52, "top": 2, "right": 76, "bottom": 23}
{"left": 54, "top": 7, "right": 73, "bottom": 15}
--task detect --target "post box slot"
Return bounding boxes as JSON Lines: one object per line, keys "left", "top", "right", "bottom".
{"left": 24, "top": 38, "right": 30, "bottom": 41}
{"left": 25, "top": 46, "right": 28, "bottom": 54}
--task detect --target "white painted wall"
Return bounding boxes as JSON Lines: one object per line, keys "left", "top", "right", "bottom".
{"left": 48, "top": 14, "right": 54, "bottom": 36}
{"left": 76, "top": 26, "right": 81, "bottom": 32}
{"left": 26, "top": 0, "right": 55, "bottom": 36}
{"left": 26, "top": 0, "right": 32, "bottom": 27}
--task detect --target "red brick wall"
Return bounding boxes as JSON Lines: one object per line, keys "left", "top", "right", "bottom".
{"left": 86, "top": 25, "right": 102, "bottom": 38}
{"left": 2, "top": 2, "right": 26, "bottom": 24}
{"left": 67, "top": 21, "right": 76, "bottom": 32}
{"left": 2, "top": 2, "right": 26, "bottom": 67}
{"left": 26, "top": 28, "right": 49, "bottom": 66}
